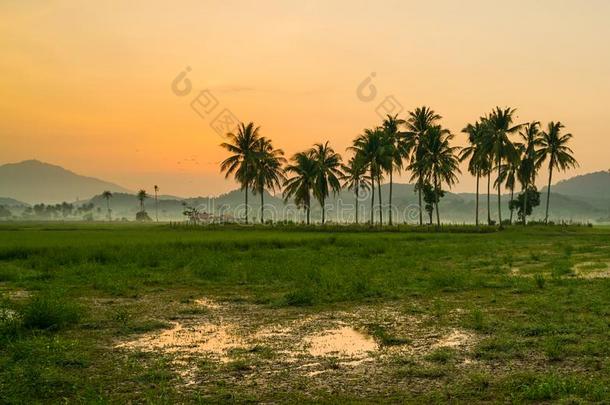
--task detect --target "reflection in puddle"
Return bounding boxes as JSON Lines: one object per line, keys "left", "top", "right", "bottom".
{"left": 117, "top": 321, "right": 243, "bottom": 362}
{"left": 194, "top": 298, "right": 221, "bottom": 310}
{"left": 433, "top": 329, "right": 473, "bottom": 349}
{"left": 304, "top": 325, "right": 378, "bottom": 357}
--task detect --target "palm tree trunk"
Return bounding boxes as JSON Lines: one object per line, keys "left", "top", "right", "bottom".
{"left": 389, "top": 169, "right": 393, "bottom": 226}
{"left": 497, "top": 153, "right": 502, "bottom": 227}
{"left": 370, "top": 169, "right": 375, "bottom": 225}
{"left": 355, "top": 189, "right": 359, "bottom": 225}
{"left": 475, "top": 171, "right": 480, "bottom": 227}
{"left": 245, "top": 181, "right": 249, "bottom": 224}
{"left": 155, "top": 193, "right": 158, "bottom": 222}
{"left": 487, "top": 173, "right": 491, "bottom": 225}
{"left": 545, "top": 164, "right": 553, "bottom": 224}
{"left": 306, "top": 194, "right": 310, "bottom": 225}
{"left": 106, "top": 199, "right": 111, "bottom": 221}
{"left": 418, "top": 176, "right": 423, "bottom": 226}
{"left": 321, "top": 195, "right": 325, "bottom": 224}
{"left": 509, "top": 186, "right": 514, "bottom": 225}
{"left": 260, "top": 188, "right": 264, "bottom": 224}
{"left": 522, "top": 183, "right": 528, "bottom": 226}
{"left": 377, "top": 175, "right": 383, "bottom": 225}
{"left": 435, "top": 179, "right": 441, "bottom": 228}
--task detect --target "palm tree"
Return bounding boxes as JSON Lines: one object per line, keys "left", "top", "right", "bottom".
{"left": 460, "top": 121, "right": 487, "bottom": 226}
{"left": 516, "top": 122, "right": 542, "bottom": 225}
{"left": 496, "top": 156, "right": 520, "bottom": 225}
{"left": 283, "top": 152, "right": 317, "bottom": 225}
{"left": 220, "top": 122, "right": 262, "bottom": 224}
{"left": 537, "top": 122, "right": 578, "bottom": 223}
{"left": 350, "top": 127, "right": 390, "bottom": 225}
{"left": 310, "top": 141, "right": 343, "bottom": 224}
{"left": 405, "top": 107, "right": 442, "bottom": 225}
{"left": 340, "top": 156, "right": 371, "bottom": 224}
{"left": 102, "top": 191, "right": 113, "bottom": 221}
{"left": 486, "top": 108, "right": 522, "bottom": 227}
{"left": 382, "top": 114, "right": 407, "bottom": 225}
{"left": 418, "top": 126, "right": 461, "bottom": 226}
{"left": 252, "top": 137, "right": 286, "bottom": 224}
{"left": 137, "top": 189, "right": 148, "bottom": 212}
{"left": 153, "top": 185, "right": 159, "bottom": 222}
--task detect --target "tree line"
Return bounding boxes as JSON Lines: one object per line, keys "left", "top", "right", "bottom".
{"left": 219, "top": 106, "right": 577, "bottom": 227}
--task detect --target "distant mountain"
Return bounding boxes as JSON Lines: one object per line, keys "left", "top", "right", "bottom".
{"left": 0, "top": 160, "right": 131, "bottom": 204}
{"left": 545, "top": 170, "right": 610, "bottom": 199}
{"left": 0, "top": 197, "right": 28, "bottom": 207}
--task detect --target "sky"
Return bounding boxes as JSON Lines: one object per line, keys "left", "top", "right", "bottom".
{"left": 1, "top": 0, "right": 609, "bottom": 197}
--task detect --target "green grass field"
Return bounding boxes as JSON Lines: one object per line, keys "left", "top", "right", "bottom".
{"left": 1, "top": 223, "right": 609, "bottom": 403}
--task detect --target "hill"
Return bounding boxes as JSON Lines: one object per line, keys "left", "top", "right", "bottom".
{"left": 545, "top": 170, "right": 610, "bottom": 199}
{"left": 0, "top": 160, "right": 131, "bottom": 204}
{"left": 0, "top": 197, "right": 28, "bottom": 207}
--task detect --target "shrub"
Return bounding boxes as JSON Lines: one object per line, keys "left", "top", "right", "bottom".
{"left": 21, "top": 294, "right": 82, "bottom": 331}
{"left": 283, "top": 288, "right": 315, "bottom": 306}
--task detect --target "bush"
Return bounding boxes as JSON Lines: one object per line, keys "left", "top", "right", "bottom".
{"left": 21, "top": 294, "right": 82, "bottom": 331}
{"left": 283, "top": 288, "right": 315, "bottom": 306}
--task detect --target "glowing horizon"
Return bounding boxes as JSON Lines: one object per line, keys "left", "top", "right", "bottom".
{"left": 2, "top": 0, "right": 609, "bottom": 197}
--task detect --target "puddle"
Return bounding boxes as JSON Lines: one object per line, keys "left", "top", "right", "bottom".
{"left": 304, "top": 325, "right": 378, "bottom": 357}
{"left": 432, "top": 329, "right": 473, "bottom": 349}
{"left": 194, "top": 298, "right": 221, "bottom": 310}
{"left": 117, "top": 320, "right": 244, "bottom": 362}
{"left": 573, "top": 262, "right": 610, "bottom": 279}
{"left": 116, "top": 298, "right": 479, "bottom": 384}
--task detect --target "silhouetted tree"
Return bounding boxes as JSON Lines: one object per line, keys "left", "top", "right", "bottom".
{"left": 310, "top": 141, "right": 342, "bottom": 224}
{"left": 220, "top": 122, "right": 262, "bottom": 224}
{"left": 340, "top": 156, "right": 371, "bottom": 224}
{"left": 405, "top": 107, "right": 442, "bottom": 225}
{"left": 251, "top": 137, "right": 286, "bottom": 223}
{"left": 102, "top": 191, "right": 113, "bottom": 221}
{"left": 283, "top": 152, "right": 317, "bottom": 225}
{"left": 537, "top": 122, "right": 578, "bottom": 223}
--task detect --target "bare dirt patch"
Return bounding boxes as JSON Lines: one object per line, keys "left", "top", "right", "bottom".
{"left": 573, "top": 262, "right": 610, "bottom": 279}
{"left": 115, "top": 297, "right": 479, "bottom": 385}
{"left": 304, "top": 324, "right": 377, "bottom": 357}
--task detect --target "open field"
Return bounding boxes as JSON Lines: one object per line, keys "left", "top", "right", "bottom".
{"left": 1, "top": 223, "right": 609, "bottom": 403}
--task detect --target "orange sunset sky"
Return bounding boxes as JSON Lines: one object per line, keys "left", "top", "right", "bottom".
{"left": 2, "top": 0, "right": 609, "bottom": 197}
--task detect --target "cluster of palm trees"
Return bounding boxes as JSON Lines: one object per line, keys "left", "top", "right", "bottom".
{"left": 220, "top": 107, "right": 577, "bottom": 226}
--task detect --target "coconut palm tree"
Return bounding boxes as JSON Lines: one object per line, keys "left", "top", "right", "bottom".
{"left": 310, "top": 141, "right": 343, "bottom": 224}
{"left": 220, "top": 122, "right": 262, "bottom": 224}
{"left": 137, "top": 189, "right": 148, "bottom": 212}
{"left": 153, "top": 185, "right": 159, "bottom": 222}
{"left": 251, "top": 137, "right": 286, "bottom": 224}
{"left": 460, "top": 121, "right": 488, "bottom": 226}
{"left": 495, "top": 156, "right": 521, "bottom": 225}
{"left": 418, "top": 126, "right": 461, "bottom": 226}
{"left": 537, "top": 122, "right": 578, "bottom": 223}
{"left": 283, "top": 151, "right": 317, "bottom": 225}
{"left": 340, "top": 156, "right": 371, "bottom": 224}
{"left": 350, "top": 127, "right": 390, "bottom": 225}
{"left": 382, "top": 114, "right": 407, "bottom": 225}
{"left": 405, "top": 107, "right": 442, "bottom": 225}
{"left": 102, "top": 190, "right": 113, "bottom": 221}
{"left": 485, "top": 107, "right": 522, "bottom": 227}
{"left": 517, "top": 121, "right": 542, "bottom": 225}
